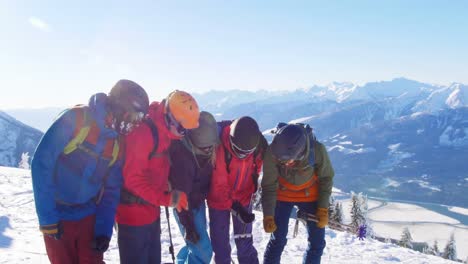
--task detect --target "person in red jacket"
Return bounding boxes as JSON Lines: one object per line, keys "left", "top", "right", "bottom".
{"left": 207, "top": 116, "right": 268, "bottom": 264}
{"left": 115, "top": 90, "right": 200, "bottom": 264}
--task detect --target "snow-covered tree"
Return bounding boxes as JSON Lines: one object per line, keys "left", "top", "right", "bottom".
{"left": 18, "top": 152, "right": 30, "bottom": 170}
{"left": 432, "top": 240, "right": 440, "bottom": 256}
{"left": 350, "top": 192, "right": 365, "bottom": 232}
{"left": 384, "top": 237, "right": 392, "bottom": 244}
{"left": 328, "top": 195, "right": 336, "bottom": 218}
{"left": 399, "top": 227, "right": 413, "bottom": 249}
{"left": 332, "top": 201, "right": 344, "bottom": 224}
{"left": 442, "top": 233, "right": 457, "bottom": 260}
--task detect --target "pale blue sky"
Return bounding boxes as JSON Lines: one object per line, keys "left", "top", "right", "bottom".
{"left": 1, "top": 0, "right": 467, "bottom": 108}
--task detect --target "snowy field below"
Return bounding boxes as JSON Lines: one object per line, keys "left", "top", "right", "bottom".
{"left": 341, "top": 198, "right": 468, "bottom": 260}
{"left": 0, "top": 166, "right": 461, "bottom": 263}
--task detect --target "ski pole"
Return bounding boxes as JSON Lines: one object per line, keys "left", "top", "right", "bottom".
{"left": 165, "top": 206, "right": 175, "bottom": 264}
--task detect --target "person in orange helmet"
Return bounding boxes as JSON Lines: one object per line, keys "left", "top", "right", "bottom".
{"left": 116, "top": 90, "right": 200, "bottom": 264}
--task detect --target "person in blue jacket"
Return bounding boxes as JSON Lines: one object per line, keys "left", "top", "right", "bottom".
{"left": 31, "top": 79, "right": 149, "bottom": 264}
{"left": 168, "top": 111, "right": 219, "bottom": 264}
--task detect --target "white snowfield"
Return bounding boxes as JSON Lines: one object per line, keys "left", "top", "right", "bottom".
{"left": 341, "top": 199, "right": 468, "bottom": 261}
{"left": 0, "top": 166, "right": 460, "bottom": 264}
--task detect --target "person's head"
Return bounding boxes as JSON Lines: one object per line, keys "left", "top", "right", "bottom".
{"left": 108, "top": 79, "right": 149, "bottom": 134}
{"left": 229, "top": 116, "right": 261, "bottom": 159}
{"left": 188, "top": 111, "right": 219, "bottom": 157}
{"left": 164, "top": 90, "right": 200, "bottom": 137}
{"left": 270, "top": 124, "right": 308, "bottom": 167}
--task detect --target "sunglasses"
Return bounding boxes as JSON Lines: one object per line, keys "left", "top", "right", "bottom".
{"left": 229, "top": 136, "right": 256, "bottom": 159}
{"left": 166, "top": 111, "right": 186, "bottom": 136}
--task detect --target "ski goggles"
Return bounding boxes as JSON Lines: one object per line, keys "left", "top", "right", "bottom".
{"left": 229, "top": 136, "right": 256, "bottom": 159}
{"left": 275, "top": 150, "right": 306, "bottom": 167}
{"left": 165, "top": 111, "right": 187, "bottom": 136}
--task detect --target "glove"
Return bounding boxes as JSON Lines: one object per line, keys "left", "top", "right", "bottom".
{"left": 231, "top": 201, "right": 255, "bottom": 224}
{"left": 316, "top": 208, "right": 329, "bottom": 228}
{"left": 170, "top": 190, "right": 188, "bottom": 212}
{"left": 185, "top": 227, "right": 200, "bottom": 244}
{"left": 91, "top": 236, "right": 111, "bottom": 253}
{"left": 178, "top": 210, "right": 199, "bottom": 243}
{"left": 40, "top": 222, "right": 63, "bottom": 240}
{"left": 263, "top": 216, "right": 277, "bottom": 233}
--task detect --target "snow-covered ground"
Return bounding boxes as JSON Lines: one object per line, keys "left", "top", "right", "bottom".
{"left": 0, "top": 166, "right": 461, "bottom": 263}
{"left": 341, "top": 198, "right": 468, "bottom": 261}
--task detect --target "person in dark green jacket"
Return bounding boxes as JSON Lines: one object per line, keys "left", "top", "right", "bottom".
{"left": 262, "top": 123, "right": 334, "bottom": 264}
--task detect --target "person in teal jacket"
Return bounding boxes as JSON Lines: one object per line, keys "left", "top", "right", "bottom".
{"left": 31, "top": 79, "right": 149, "bottom": 263}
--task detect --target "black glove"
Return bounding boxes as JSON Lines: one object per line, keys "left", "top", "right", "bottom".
{"left": 231, "top": 201, "right": 255, "bottom": 224}
{"left": 91, "top": 236, "right": 111, "bottom": 253}
{"left": 178, "top": 210, "right": 200, "bottom": 243}
{"left": 40, "top": 222, "right": 63, "bottom": 240}
{"left": 185, "top": 227, "right": 200, "bottom": 244}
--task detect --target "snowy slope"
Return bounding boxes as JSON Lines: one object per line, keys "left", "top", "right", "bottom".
{"left": 0, "top": 167, "right": 460, "bottom": 264}
{"left": 0, "top": 111, "right": 43, "bottom": 167}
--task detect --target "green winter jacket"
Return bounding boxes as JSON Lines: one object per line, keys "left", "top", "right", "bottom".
{"left": 261, "top": 138, "right": 334, "bottom": 217}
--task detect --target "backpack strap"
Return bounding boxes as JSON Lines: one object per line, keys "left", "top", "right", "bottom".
{"left": 143, "top": 118, "right": 159, "bottom": 160}
{"left": 63, "top": 107, "right": 91, "bottom": 154}
{"left": 63, "top": 107, "right": 120, "bottom": 167}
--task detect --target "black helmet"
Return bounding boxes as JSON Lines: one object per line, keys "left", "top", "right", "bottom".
{"left": 230, "top": 116, "right": 260, "bottom": 151}
{"left": 108, "top": 79, "right": 149, "bottom": 133}
{"left": 270, "top": 124, "right": 307, "bottom": 162}
{"left": 189, "top": 111, "right": 219, "bottom": 148}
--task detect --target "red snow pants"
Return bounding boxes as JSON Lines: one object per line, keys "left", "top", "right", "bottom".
{"left": 44, "top": 214, "right": 104, "bottom": 264}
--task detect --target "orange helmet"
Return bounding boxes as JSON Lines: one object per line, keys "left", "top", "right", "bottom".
{"left": 166, "top": 90, "right": 200, "bottom": 129}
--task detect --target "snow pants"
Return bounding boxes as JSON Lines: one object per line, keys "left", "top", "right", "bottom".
{"left": 209, "top": 206, "right": 258, "bottom": 264}
{"left": 43, "top": 214, "right": 104, "bottom": 264}
{"left": 118, "top": 219, "right": 161, "bottom": 264}
{"left": 173, "top": 203, "right": 213, "bottom": 264}
{"left": 263, "top": 201, "right": 326, "bottom": 264}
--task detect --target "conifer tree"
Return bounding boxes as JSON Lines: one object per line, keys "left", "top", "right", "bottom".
{"left": 332, "top": 201, "right": 344, "bottom": 224}
{"left": 442, "top": 233, "right": 457, "bottom": 260}
{"left": 18, "top": 152, "right": 30, "bottom": 170}
{"left": 432, "top": 240, "right": 440, "bottom": 256}
{"left": 328, "top": 195, "right": 336, "bottom": 219}
{"left": 350, "top": 192, "right": 365, "bottom": 232}
{"left": 399, "top": 227, "right": 413, "bottom": 249}
{"left": 384, "top": 237, "right": 392, "bottom": 244}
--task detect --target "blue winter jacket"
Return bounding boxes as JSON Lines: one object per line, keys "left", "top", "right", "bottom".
{"left": 31, "top": 93, "right": 123, "bottom": 238}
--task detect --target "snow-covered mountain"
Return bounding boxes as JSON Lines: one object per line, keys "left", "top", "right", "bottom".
{"left": 3, "top": 78, "right": 468, "bottom": 206}
{"left": 0, "top": 166, "right": 461, "bottom": 263}
{"left": 0, "top": 111, "right": 43, "bottom": 167}
{"left": 5, "top": 107, "right": 64, "bottom": 132}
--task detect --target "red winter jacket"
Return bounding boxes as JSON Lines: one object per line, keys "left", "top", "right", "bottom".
{"left": 207, "top": 125, "right": 263, "bottom": 210}
{"left": 116, "top": 101, "right": 180, "bottom": 226}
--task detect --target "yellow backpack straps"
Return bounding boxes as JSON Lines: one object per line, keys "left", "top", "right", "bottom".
{"left": 63, "top": 108, "right": 91, "bottom": 154}
{"left": 109, "top": 139, "right": 119, "bottom": 167}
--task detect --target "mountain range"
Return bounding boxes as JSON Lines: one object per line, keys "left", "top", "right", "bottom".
{"left": 3, "top": 77, "right": 468, "bottom": 207}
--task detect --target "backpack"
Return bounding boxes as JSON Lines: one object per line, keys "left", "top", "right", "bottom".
{"left": 218, "top": 120, "right": 266, "bottom": 191}
{"left": 61, "top": 105, "right": 120, "bottom": 204}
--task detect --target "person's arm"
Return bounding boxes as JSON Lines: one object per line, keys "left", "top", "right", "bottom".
{"left": 94, "top": 159, "right": 123, "bottom": 238}
{"left": 31, "top": 110, "right": 76, "bottom": 227}
{"left": 315, "top": 141, "right": 335, "bottom": 209}
{"left": 207, "top": 144, "right": 231, "bottom": 208}
{"left": 260, "top": 146, "right": 279, "bottom": 217}
{"left": 123, "top": 126, "right": 172, "bottom": 206}
{"left": 168, "top": 141, "right": 193, "bottom": 198}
